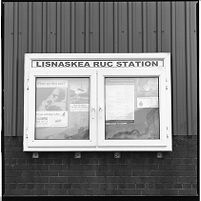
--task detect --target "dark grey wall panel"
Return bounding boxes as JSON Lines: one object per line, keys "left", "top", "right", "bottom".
{"left": 103, "top": 2, "right": 114, "bottom": 53}
{"left": 132, "top": 2, "right": 143, "bottom": 53}
{"left": 32, "top": 2, "right": 43, "bottom": 52}
{"left": 17, "top": 2, "right": 28, "bottom": 136}
{"left": 61, "top": 2, "right": 71, "bottom": 53}
{"left": 175, "top": 2, "right": 188, "bottom": 134}
{"left": 114, "top": 2, "right": 118, "bottom": 52}
{"left": 118, "top": 2, "right": 128, "bottom": 53}
{"left": 56, "top": 2, "right": 61, "bottom": 52}
{"left": 3, "top": 2, "right": 198, "bottom": 136}
{"left": 75, "top": 2, "right": 85, "bottom": 52}
{"left": 12, "top": 2, "right": 19, "bottom": 137}
{"left": 89, "top": 2, "right": 99, "bottom": 53}
{"left": 157, "top": 2, "right": 162, "bottom": 52}
{"left": 161, "top": 2, "right": 171, "bottom": 52}
{"left": 171, "top": 2, "right": 177, "bottom": 135}
{"left": 47, "top": 2, "right": 57, "bottom": 52}
{"left": 190, "top": 2, "right": 197, "bottom": 135}
{"left": 4, "top": 2, "right": 14, "bottom": 136}
{"left": 146, "top": 2, "right": 157, "bottom": 52}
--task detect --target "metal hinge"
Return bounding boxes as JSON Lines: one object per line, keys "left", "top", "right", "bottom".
{"left": 26, "top": 78, "right": 29, "bottom": 90}
{"left": 166, "top": 127, "right": 169, "bottom": 138}
{"left": 25, "top": 128, "right": 28, "bottom": 139}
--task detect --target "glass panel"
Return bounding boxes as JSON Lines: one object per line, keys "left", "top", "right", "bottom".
{"left": 35, "top": 77, "right": 90, "bottom": 140}
{"left": 105, "top": 77, "right": 159, "bottom": 140}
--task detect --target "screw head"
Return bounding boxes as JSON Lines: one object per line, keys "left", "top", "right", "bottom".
{"left": 114, "top": 152, "right": 121, "bottom": 159}
{"left": 74, "top": 152, "right": 81, "bottom": 159}
{"left": 157, "top": 152, "right": 163, "bottom": 159}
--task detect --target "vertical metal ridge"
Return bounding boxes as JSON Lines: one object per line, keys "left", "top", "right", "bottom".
{"left": 118, "top": 2, "right": 121, "bottom": 53}
{"left": 42, "top": 2, "right": 47, "bottom": 52}
{"left": 104, "top": 2, "right": 113, "bottom": 53}
{"left": 60, "top": 2, "right": 62, "bottom": 52}
{"left": 89, "top": 2, "right": 99, "bottom": 53}
{"left": 132, "top": 2, "right": 135, "bottom": 52}
{"left": 32, "top": 2, "right": 43, "bottom": 52}
{"left": 161, "top": 2, "right": 171, "bottom": 52}
{"left": 74, "top": 2, "right": 85, "bottom": 52}
{"left": 17, "top": 2, "right": 28, "bottom": 136}
{"left": 185, "top": 2, "right": 192, "bottom": 135}
{"left": 118, "top": 2, "right": 127, "bottom": 53}
{"left": 99, "top": 2, "right": 103, "bottom": 53}
{"left": 71, "top": 2, "right": 75, "bottom": 52}
{"left": 40, "top": 3, "right": 43, "bottom": 52}
{"left": 175, "top": 2, "right": 188, "bottom": 134}
{"left": 47, "top": 2, "right": 57, "bottom": 52}
{"left": 157, "top": 2, "right": 162, "bottom": 52}
{"left": 45, "top": 2, "right": 48, "bottom": 52}
{"left": 60, "top": 2, "right": 71, "bottom": 53}
{"left": 12, "top": 2, "right": 18, "bottom": 136}
{"left": 28, "top": 2, "right": 32, "bottom": 52}
{"left": 88, "top": 2, "right": 91, "bottom": 52}
{"left": 56, "top": 2, "right": 61, "bottom": 53}
{"left": 103, "top": 3, "right": 105, "bottom": 52}
{"left": 117, "top": 3, "right": 120, "bottom": 53}
{"left": 59, "top": 2, "right": 63, "bottom": 53}
{"left": 128, "top": 2, "right": 132, "bottom": 53}
{"left": 190, "top": 2, "right": 197, "bottom": 134}
{"left": 142, "top": 2, "right": 147, "bottom": 52}
{"left": 133, "top": 2, "right": 143, "bottom": 53}
{"left": 171, "top": 1, "right": 178, "bottom": 134}
{"left": 114, "top": 2, "right": 118, "bottom": 53}
{"left": 85, "top": 2, "right": 90, "bottom": 53}
{"left": 4, "top": 2, "right": 14, "bottom": 136}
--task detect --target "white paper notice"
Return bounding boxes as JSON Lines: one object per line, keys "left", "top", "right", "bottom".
{"left": 106, "top": 85, "right": 135, "bottom": 120}
{"left": 36, "top": 111, "right": 68, "bottom": 127}
{"left": 70, "top": 104, "right": 89, "bottom": 112}
{"left": 137, "top": 97, "right": 158, "bottom": 108}
{"left": 37, "top": 79, "right": 68, "bottom": 88}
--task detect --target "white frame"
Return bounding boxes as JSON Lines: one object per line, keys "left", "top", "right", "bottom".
{"left": 24, "top": 53, "right": 171, "bottom": 151}
{"left": 24, "top": 55, "right": 97, "bottom": 151}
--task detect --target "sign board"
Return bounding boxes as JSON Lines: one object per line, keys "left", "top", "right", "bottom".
{"left": 32, "top": 60, "right": 164, "bottom": 68}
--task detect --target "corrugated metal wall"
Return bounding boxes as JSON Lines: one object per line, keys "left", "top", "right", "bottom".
{"left": 3, "top": 2, "right": 197, "bottom": 136}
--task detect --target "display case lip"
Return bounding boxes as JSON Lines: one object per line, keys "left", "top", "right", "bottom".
{"left": 25, "top": 52, "right": 171, "bottom": 56}
{"left": 23, "top": 147, "right": 172, "bottom": 152}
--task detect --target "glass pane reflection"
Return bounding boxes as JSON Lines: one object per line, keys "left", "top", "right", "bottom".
{"left": 35, "top": 77, "right": 89, "bottom": 140}
{"left": 105, "top": 77, "right": 159, "bottom": 140}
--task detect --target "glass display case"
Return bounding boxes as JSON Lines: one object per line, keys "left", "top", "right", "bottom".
{"left": 24, "top": 53, "right": 171, "bottom": 151}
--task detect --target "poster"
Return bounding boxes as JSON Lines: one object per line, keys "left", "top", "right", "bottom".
{"left": 106, "top": 84, "right": 135, "bottom": 121}
{"left": 36, "top": 111, "right": 68, "bottom": 127}
{"left": 70, "top": 104, "right": 89, "bottom": 112}
{"left": 137, "top": 78, "right": 158, "bottom": 96}
{"left": 137, "top": 97, "right": 158, "bottom": 108}
{"left": 36, "top": 78, "right": 68, "bottom": 128}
